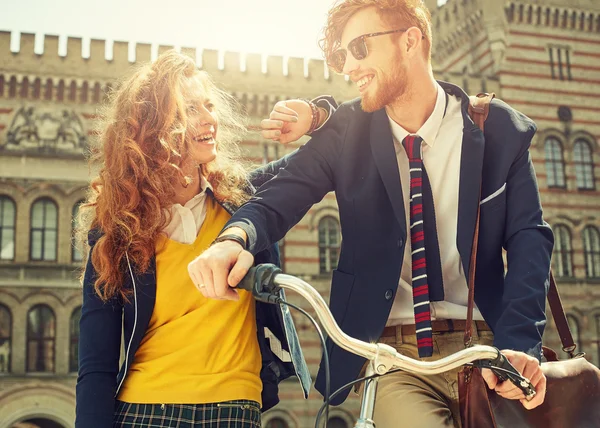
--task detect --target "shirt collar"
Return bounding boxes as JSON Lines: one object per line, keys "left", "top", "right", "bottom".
{"left": 387, "top": 83, "right": 446, "bottom": 149}
{"left": 170, "top": 175, "right": 212, "bottom": 210}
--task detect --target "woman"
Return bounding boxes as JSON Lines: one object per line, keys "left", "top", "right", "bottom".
{"left": 75, "top": 51, "right": 310, "bottom": 428}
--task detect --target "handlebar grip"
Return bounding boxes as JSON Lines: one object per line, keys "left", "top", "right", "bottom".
{"left": 237, "top": 266, "right": 258, "bottom": 292}
{"left": 237, "top": 264, "right": 282, "bottom": 303}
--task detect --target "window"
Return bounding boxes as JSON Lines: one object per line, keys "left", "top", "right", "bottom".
{"left": 0, "top": 304, "right": 11, "bottom": 373}
{"left": 72, "top": 200, "right": 84, "bottom": 262}
{"left": 30, "top": 198, "right": 58, "bottom": 261}
{"left": 548, "top": 45, "right": 572, "bottom": 80}
{"left": 573, "top": 139, "right": 595, "bottom": 190}
{"left": 27, "top": 304, "right": 56, "bottom": 372}
{"left": 319, "top": 216, "right": 341, "bottom": 274}
{"left": 553, "top": 225, "right": 573, "bottom": 277}
{"left": 583, "top": 227, "right": 600, "bottom": 279}
{"left": 596, "top": 315, "right": 600, "bottom": 367}
{"left": 328, "top": 417, "right": 349, "bottom": 428}
{"left": 545, "top": 138, "right": 566, "bottom": 188}
{"left": 70, "top": 306, "right": 82, "bottom": 372}
{"left": 0, "top": 196, "right": 16, "bottom": 260}
{"left": 566, "top": 314, "right": 582, "bottom": 354}
{"left": 265, "top": 418, "right": 289, "bottom": 428}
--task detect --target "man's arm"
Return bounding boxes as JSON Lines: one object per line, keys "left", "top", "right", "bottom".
{"left": 261, "top": 96, "right": 337, "bottom": 144}
{"left": 249, "top": 96, "right": 338, "bottom": 188}
{"left": 492, "top": 103, "right": 554, "bottom": 360}
{"left": 188, "top": 103, "right": 349, "bottom": 300}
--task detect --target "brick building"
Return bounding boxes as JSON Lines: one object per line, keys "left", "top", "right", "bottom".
{"left": 1, "top": 0, "right": 599, "bottom": 426}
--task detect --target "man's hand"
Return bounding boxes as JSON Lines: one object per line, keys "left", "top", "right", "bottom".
{"left": 261, "top": 100, "right": 315, "bottom": 144}
{"left": 187, "top": 240, "right": 255, "bottom": 301}
{"left": 482, "top": 349, "right": 547, "bottom": 410}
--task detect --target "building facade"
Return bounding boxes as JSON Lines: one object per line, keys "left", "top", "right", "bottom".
{"left": 1, "top": 0, "right": 599, "bottom": 426}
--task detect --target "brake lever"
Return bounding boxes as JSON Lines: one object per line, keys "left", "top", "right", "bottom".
{"left": 475, "top": 350, "right": 537, "bottom": 399}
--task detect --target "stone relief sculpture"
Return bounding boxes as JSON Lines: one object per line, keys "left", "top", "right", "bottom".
{"left": 4, "top": 107, "right": 87, "bottom": 153}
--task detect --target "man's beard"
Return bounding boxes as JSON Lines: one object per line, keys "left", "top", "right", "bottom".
{"left": 361, "top": 61, "right": 407, "bottom": 112}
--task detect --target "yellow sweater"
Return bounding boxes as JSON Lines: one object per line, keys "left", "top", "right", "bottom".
{"left": 118, "top": 196, "right": 262, "bottom": 404}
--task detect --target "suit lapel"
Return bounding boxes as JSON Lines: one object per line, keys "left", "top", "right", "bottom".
{"left": 370, "top": 109, "right": 407, "bottom": 235}
{"left": 457, "top": 98, "right": 485, "bottom": 278}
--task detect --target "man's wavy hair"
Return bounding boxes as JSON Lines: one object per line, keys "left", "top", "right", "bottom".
{"left": 320, "top": 0, "right": 433, "bottom": 67}
{"left": 77, "top": 50, "right": 250, "bottom": 302}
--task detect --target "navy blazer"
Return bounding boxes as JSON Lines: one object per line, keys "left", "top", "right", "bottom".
{"left": 226, "top": 81, "right": 554, "bottom": 405}
{"left": 75, "top": 165, "right": 311, "bottom": 428}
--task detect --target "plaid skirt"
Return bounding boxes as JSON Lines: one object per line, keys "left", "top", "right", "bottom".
{"left": 113, "top": 400, "right": 261, "bottom": 427}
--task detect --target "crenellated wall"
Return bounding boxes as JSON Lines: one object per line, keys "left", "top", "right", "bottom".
{"left": 0, "top": 31, "right": 358, "bottom": 106}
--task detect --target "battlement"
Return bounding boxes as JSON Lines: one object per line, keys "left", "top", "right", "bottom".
{"left": 504, "top": 1, "right": 600, "bottom": 32}
{"left": 0, "top": 31, "right": 356, "bottom": 102}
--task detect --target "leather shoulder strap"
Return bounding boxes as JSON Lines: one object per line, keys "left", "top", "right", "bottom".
{"left": 468, "top": 92, "right": 496, "bottom": 132}
{"left": 464, "top": 92, "right": 495, "bottom": 347}
{"left": 548, "top": 272, "right": 578, "bottom": 357}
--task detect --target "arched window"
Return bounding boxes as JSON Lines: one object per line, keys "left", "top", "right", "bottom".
{"left": 27, "top": 304, "right": 56, "bottom": 372}
{"left": 0, "top": 304, "right": 11, "bottom": 373}
{"left": 70, "top": 306, "right": 82, "bottom": 372}
{"left": 545, "top": 138, "right": 566, "bottom": 188}
{"left": 44, "top": 78, "right": 53, "bottom": 100}
{"left": 33, "top": 77, "right": 41, "bottom": 99}
{"left": 20, "top": 77, "right": 30, "bottom": 98}
{"left": 566, "top": 314, "right": 582, "bottom": 354}
{"left": 68, "top": 80, "right": 77, "bottom": 102}
{"left": 319, "top": 216, "right": 341, "bottom": 274}
{"left": 80, "top": 81, "right": 89, "bottom": 103}
{"left": 328, "top": 416, "right": 349, "bottom": 428}
{"left": 582, "top": 226, "right": 600, "bottom": 279}
{"left": 573, "top": 139, "right": 595, "bottom": 190}
{"left": 265, "top": 418, "right": 289, "bottom": 428}
{"left": 0, "top": 196, "right": 16, "bottom": 260}
{"left": 92, "top": 82, "right": 101, "bottom": 103}
{"left": 596, "top": 315, "right": 600, "bottom": 367}
{"left": 30, "top": 198, "right": 58, "bottom": 261}
{"left": 72, "top": 200, "right": 84, "bottom": 262}
{"left": 553, "top": 225, "right": 573, "bottom": 277}
{"left": 57, "top": 79, "right": 65, "bottom": 102}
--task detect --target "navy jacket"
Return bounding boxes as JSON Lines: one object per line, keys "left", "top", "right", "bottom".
{"left": 75, "top": 165, "right": 311, "bottom": 428}
{"left": 226, "top": 81, "right": 554, "bottom": 405}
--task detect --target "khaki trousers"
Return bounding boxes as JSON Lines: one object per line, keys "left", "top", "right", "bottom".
{"left": 360, "top": 327, "right": 494, "bottom": 428}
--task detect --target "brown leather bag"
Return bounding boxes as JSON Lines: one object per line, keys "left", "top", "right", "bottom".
{"left": 458, "top": 93, "right": 600, "bottom": 428}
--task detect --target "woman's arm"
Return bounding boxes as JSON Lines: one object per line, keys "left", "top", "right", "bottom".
{"left": 75, "top": 241, "right": 123, "bottom": 428}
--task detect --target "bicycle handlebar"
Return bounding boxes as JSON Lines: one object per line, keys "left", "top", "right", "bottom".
{"left": 238, "top": 264, "right": 536, "bottom": 398}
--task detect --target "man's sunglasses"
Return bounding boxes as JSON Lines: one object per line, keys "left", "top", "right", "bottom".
{"left": 327, "top": 28, "right": 409, "bottom": 74}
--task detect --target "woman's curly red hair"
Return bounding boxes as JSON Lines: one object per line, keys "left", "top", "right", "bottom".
{"left": 77, "top": 50, "right": 250, "bottom": 302}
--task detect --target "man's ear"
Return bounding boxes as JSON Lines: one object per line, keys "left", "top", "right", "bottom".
{"left": 405, "top": 27, "right": 424, "bottom": 56}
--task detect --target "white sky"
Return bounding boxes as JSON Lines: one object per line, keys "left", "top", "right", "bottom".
{"left": 2, "top": 0, "right": 448, "bottom": 60}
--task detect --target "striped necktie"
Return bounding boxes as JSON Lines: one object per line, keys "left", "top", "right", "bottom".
{"left": 402, "top": 134, "right": 433, "bottom": 358}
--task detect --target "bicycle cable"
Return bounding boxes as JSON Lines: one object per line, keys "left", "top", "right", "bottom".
{"left": 315, "top": 368, "right": 404, "bottom": 427}
{"left": 270, "top": 297, "right": 331, "bottom": 427}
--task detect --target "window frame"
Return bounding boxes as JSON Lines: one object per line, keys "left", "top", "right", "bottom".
{"left": 29, "top": 198, "right": 59, "bottom": 262}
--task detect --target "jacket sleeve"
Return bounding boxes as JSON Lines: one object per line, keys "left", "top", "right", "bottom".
{"left": 492, "top": 101, "right": 554, "bottom": 360}
{"left": 248, "top": 95, "right": 339, "bottom": 189}
{"left": 75, "top": 237, "right": 123, "bottom": 428}
{"left": 225, "top": 102, "right": 349, "bottom": 254}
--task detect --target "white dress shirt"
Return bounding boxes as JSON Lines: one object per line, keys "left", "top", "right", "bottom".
{"left": 386, "top": 83, "right": 484, "bottom": 326}
{"left": 162, "top": 176, "right": 211, "bottom": 244}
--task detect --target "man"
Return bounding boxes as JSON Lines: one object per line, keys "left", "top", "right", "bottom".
{"left": 188, "top": 0, "right": 552, "bottom": 426}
